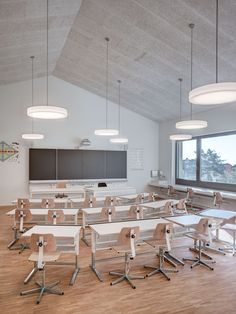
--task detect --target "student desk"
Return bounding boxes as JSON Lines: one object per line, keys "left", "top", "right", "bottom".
{"left": 22, "top": 225, "right": 81, "bottom": 285}
{"left": 199, "top": 208, "right": 236, "bottom": 255}
{"left": 117, "top": 193, "right": 150, "bottom": 202}
{"left": 89, "top": 218, "right": 168, "bottom": 281}
{"left": 12, "top": 198, "right": 72, "bottom": 208}
{"left": 141, "top": 199, "right": 179, "bottom": 215}
{"left": 7, "top": 208, "right": 79, "bottom": 249}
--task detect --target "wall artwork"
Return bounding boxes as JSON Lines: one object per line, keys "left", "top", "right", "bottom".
{"left": 0, "top": 141, "right": 19, "bottom": 162}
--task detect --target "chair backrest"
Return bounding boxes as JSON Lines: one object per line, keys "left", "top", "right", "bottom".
{"left": 15, "top": 208, "right": 32, "bottom": 232}
{"left": 148, "top": 192, "right": 155, "bottom": 201}
{"left": 41, "top": 198, "right": 55, "bottom": 209}
{"left": 153, "top": 223, "right": 173, "bottom": 251}
{"left": 47, "top": 209, "right": 65, "bottom": 224}
{"left": 104, "top": 196, "right": 119, "bottom": 206}
{"left": 176, "top": 199, "right": 188, "bottom": 213}
{"left": 135, "top": 194, "right": 144, "bottom": 204}
{"left": 98, "top": 182, "right": 107, "bottom": 187}
{"left": 17, "top": 198, "right": 30, "bottom": 208}
{"left": 186, "top": 188, "right": 194, "bottom": 199}
{"left": 213, "top": 192, "right": 223, "bottom": 207}
{"left": 196, "top": 218, "right": 211, "bottom": 236}
{"left": 101, "top": 207, "right": 116, "bottom": 222}
{"left": 167, "top": 185, "right": 176, "bottom": 196}
{"left": 56, "top": 182, "right": 66, "bottom": 189}
{"left": 163, "top": 201, "right": 173, "bottom": 215}
{"left": 128, "top": 205, "right": 142, "bottom": 219}
{"left": 83, "top": 196, "right": 97, "bottom": 208}
{"left": 117, "top": 226, "right": 140, "bottom": 248}
{"left": 30, "top": 233, "right": 57, "bottom": 269}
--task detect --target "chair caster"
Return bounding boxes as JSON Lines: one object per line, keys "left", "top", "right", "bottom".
{"left": 61, "top": 292, "right": 64, "bottom": 295}
{"left": 132, "top": 286, "right": 136, "bottom": 289}
{"left": 36, "top": 301, "right": 40, "bottom": 304}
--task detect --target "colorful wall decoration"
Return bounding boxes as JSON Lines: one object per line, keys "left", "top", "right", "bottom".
{"left": 0, "top": 141, "right": 19, "bottom": 162}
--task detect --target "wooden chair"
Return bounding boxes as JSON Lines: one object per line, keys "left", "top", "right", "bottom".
{"left": 10, "top": 208, "right": 33, "bottom": 253}
{"left": 134, "top": 194, "right": 145, "bottom": 204}
{"left": 56, "top": 182, "right": 66, "bottom": 189}
{"left": 183, "top": 218, "right": 215, "bottom": 270}
{"left": 20, "top": 233, "right": 64, "bottom": 304}
{"left": 47, "top": 210, "right": 65, "bottom": 225}
{"left": 100, "top": 207, "right": 116, "bottom": 222}
{"left": 167, "top": 185, "right": 177, "bottom": 197}
{"left": 144, "top": 223, "right": 178, "bottom": 280}
{"left": 104, "top": 196, "right": 119, "bottom": 207}
{"left": 128, "top": 205, "right": 143, "bottom": 220}
{"left": 213, "top": 192, "right": 223, "bottom": 208}
{"left": 173, "top": 199, "right": 188, "bottom": 215}
{"left": 17, "top": 198, "right": 30, "bottom": 209}
{"left": 109, "top": 227, "right": 144, "bottom": 289}
{"left": 41, "top": 199, "right": 55, "bottom": 209}
{"left": 83, "top": 196, "right": 97, "bottom": 208}
{"left": 148, "top": 192, "right": 155, "bottom": 202}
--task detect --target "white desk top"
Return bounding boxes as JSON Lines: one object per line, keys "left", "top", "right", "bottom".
{"left": 31, "top": 187, "right": 85, "bottom": 193}
{"left": 117, "top": 193, "right": 149, "bottom": 200}
{"left": 221, "top": 224, "right": 236, "bottom": 231}
{"left": 7, "top": 208, "right": 79, "bottom": 216}
{"left": 82, "top": 205, "right": 132, "bottom": 215}
{"left": 165, "top": 215, "right": 202, "bottom": 227}
{"left": 90, "top": 218, "right": 167, "bottom": 236}
{"left": 142, "top": 199, "right": 179, "bottom": 209}
{"left": 23, "top": 225, "right": 81, "bottom": 238}
{"left": 70, "top": 197, "right": 106, "bottom": 203}
{"left": 199, "top": 209, "right": 236, "bottom": 220}
{"left": 12, "top": 198, "right": 69, "bottom": 204}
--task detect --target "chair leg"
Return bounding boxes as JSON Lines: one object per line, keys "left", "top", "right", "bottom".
{"left": 144, "top": 248, "right": 178, "bottom": 281}
{"left": 183, "top": 240, "right": 215, "bottom": 271}
{"left": 109, "top": 253, "right": 145, "bottom": 289}
{"left": 20, "top": 268, "right": 64, "bottom": 304}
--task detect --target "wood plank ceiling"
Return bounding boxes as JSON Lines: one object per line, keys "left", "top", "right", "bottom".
{"left": 1, "top": 0, "right": 236, "bottom": 122}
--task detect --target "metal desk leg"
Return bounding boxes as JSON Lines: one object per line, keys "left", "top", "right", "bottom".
{"left": 90, "top": 252, "right": 103, "bottom": 282}
{"left": 90, "top": 231, "right": 103, "bottom": 282}
{"left": 189, "top": 240, "right": 214, "bottom": 260}
{"left": 8, "top": 228, "right": 19, "bottom": 249}
{"left": 24, "top": 263, "right": 38, "bottom": 284}
{"left": 70, "top": 254, "right": 80, "bottom": 285}
{"left": 165, "top": 252, "right": 185, "bottom": 266}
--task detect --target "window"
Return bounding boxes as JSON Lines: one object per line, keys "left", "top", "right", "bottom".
{"left": 176, "top": 131, "right": 236, "bottom": 192}
{"left": 176, "top": 139, "right": 197, "bottom": 180}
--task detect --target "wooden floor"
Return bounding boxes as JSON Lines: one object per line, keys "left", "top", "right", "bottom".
{"left": 1, "top": 206, "right": 236, "bottom": 314}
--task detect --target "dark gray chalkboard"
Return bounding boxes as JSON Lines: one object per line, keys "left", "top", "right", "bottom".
{"left": 29, "top": 149, "right": 56, "bottom": 180}
{"left": 57, "top": 150, "right": 82, "bottom": 179}
{"left": 29, "top": 149, "right": 127, "bottom": 180}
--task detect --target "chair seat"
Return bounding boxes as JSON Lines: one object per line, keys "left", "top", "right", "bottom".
{"left": 29, "top": 252, "right": 61, "bottom": 262}
{"left": 186, "top": 232, "right": 211, "bottom": 243}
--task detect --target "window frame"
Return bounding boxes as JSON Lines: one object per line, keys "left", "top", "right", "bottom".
{"left": 175, "top": 130, "right": 236, "bottom": 192}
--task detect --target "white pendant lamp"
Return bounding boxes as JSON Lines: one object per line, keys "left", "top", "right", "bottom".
{"left": 110, "top": 80, "right": 128, "bottom": 144}
{"left": 22, "top": 56, "right": 44, "bottom": 140}
{"left": 189, "top": 0, "right": 236, "bottom": 105}
{"left": 170, "top": 78, "right": 192, "bottom": 141}
{"left": 176, "top": 23, "right": 207, "bottom": 130}
{"left": 95, "top": 37, "right": 119, "bottom": 136}
{"left": 170, "top": 134, "right": 192, "bottom": 141}
{"left": 27, "top": 0, "right": 67, "bottom": 119}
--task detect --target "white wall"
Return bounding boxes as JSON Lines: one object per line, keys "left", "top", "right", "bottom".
{"left": 159, "top": 103, "right": 236, "bottom": 184}
{"left": 0, "top": 76, "right": 159, "bottom": 205}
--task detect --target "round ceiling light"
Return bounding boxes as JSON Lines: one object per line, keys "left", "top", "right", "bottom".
{"left": 22, "top": 133, "right": 44, "bottom": 140}
{"left": 176, "top": 120, "right": 208, "bottom": 129}
{"left": 27, "top": 106, "right": 68, "bottom": 119}
{"left": 94, "top": 129, "right": 119, "bottom": 136}
{"left": 110, "top": 137, "right": 128, "bottom": 144}
{"left": 169, "top": 134, "right": 192, "bottom": 141}
{"left": 189, "top": 82, "right": 236, "bottom": 105}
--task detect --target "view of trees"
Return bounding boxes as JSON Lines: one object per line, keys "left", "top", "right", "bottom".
{"left": 181, "top": 148, "right": 236, "bottom": 184}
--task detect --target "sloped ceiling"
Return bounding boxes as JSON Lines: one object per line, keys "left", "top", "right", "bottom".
{"left": 1, "top": 0, "right": 236, "bottom": 122}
